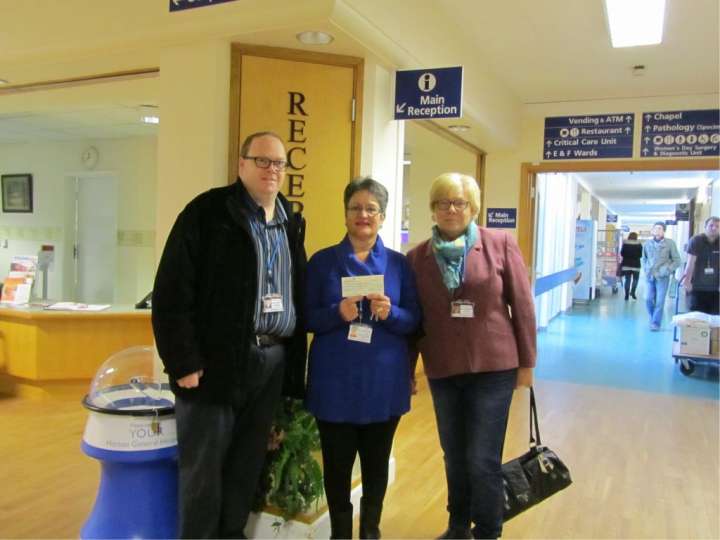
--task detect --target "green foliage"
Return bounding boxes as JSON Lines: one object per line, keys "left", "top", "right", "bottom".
{"left": 253, "top": 398, "right": 324, "bottom": 520}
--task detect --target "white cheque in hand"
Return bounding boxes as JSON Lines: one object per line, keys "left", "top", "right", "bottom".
{"left": 341, "top": 275, "right": 384, "bottom": 297}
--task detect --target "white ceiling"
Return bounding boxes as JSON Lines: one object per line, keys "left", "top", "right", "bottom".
{"left": 572, "top": 169, "right": 719, "bottom": 222}
{"left": 0, "top": 106, "right": 158, "bottom": 143}
{"left": 0, "top": 0, "right": 716, "bottom": 214}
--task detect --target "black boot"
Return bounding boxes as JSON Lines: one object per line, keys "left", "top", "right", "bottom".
{"left": 330, "top": 506, "right": 353, "bottom": 540}
{"left": 436, "top": 526, "right": 472, "bottom": 539}
{"left": 359, "top": 497, "right": 383, "bottom": 539}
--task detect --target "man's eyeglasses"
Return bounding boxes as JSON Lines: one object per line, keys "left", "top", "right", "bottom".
{"left": 347, "top": 205, "right": 381, "bottom": 217}
{"left": 243, "top": 156, "right": 288, "bottom": 171}
{"left": 434, "top": 199, "right": 470, "bottom": 211}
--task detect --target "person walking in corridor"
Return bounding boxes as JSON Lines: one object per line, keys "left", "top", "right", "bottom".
{"left": 619, "top": 232, "right": 642, "bottom": 300}
{"left": 642, "top": 222, "right": 681, "bottom": 331}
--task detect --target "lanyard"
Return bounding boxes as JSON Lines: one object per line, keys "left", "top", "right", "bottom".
{"left": 251, "top": 219, "right": 281, "bottom": 290}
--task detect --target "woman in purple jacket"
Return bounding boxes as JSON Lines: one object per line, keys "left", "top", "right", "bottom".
{"left": 406, "top": 172, "right": 537, "bottom": 540}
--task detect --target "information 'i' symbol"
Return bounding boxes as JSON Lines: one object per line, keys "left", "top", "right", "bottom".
{"left": 418, "top": 73, "right": 437, "bottom": 92}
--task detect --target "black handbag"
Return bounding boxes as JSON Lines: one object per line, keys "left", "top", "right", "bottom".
{"left": 502, "top": 387, "right": 572, "bottom": 521}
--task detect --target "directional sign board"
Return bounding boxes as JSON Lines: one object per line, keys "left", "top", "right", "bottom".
{"left": 394, "top": 67, "right": 463, "bottom": 120}
{"left": 543, "top": 113, "right": 634, "bottom": 160}
{"left": 486, "top": 208, "right": 517, "bottom": 229}
{"left": 606, "top": 214, "right": 618, "bottom": 223}
{"left": 640, "top": 110, "right": 720, "bottom": 158}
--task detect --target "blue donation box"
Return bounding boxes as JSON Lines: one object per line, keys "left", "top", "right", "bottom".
{"left": 81, "top": 346, "right": 178, "bottom": 539}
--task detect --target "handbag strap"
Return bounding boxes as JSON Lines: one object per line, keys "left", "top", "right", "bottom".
{"left": 529, "top": 386, "right": 542, "bottom": 447}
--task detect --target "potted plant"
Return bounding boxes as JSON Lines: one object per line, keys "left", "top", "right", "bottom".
{"left": 251, "top": 398, "right": 325, "bottom": 535}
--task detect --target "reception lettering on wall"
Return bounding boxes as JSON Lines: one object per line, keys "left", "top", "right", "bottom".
{"left": 233, "top": 48, "right": 359, "bottom": 256}
{"left": 287, "top": 91, "right": 307, "bottom": 213}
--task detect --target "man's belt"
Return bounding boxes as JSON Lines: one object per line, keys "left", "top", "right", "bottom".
{"left": 255, "top": 334, "right": 286, "bottom": 347}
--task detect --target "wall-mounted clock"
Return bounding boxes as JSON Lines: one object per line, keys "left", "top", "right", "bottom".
{"left": 81, "top": 146, "right": 99, "bottom": 170}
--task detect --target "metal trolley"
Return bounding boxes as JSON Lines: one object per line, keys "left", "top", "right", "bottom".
{"left": 671, "top": 280, "right": 720, "bottom": 376}
{"left": 596, "top": 228, "right": 621, "bottom": 295}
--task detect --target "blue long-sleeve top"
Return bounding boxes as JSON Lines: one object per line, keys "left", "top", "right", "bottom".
{"left": 304, "top": 235, "right": 421, "bottom": 423}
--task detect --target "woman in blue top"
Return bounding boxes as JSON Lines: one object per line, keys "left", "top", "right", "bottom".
{"left": 305, "top": 177, "right": 421, "bottom": 540}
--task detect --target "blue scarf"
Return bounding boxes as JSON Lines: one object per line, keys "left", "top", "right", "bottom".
{"left": 431, "top": 222, "right": 478, "bottom": 291}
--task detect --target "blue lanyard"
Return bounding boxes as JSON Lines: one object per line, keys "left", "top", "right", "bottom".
{"left": 251, "top": 219, "right": 281, "bottom": 290}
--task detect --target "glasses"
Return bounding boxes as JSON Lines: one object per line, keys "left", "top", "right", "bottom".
{"left": 434, "top": 199, "right": 470, "bottom": 211}
{"left": 243, "top": 156, "right": 288, "bottom": 171}
{"left": 347, "top": 205, "right": 381, "bottom": 217}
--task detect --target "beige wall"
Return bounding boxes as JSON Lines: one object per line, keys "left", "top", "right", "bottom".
{"left": 0, "top": 137, "right": 157, "bottom": 304}
{"left": 155, "top": 39, "right": 231, "bottom": 254}
{"left": 482, "top": 94, "right": 720, "bottom": 237}
{"left": 403, "top": 122, "right": 477, "bottom": 246}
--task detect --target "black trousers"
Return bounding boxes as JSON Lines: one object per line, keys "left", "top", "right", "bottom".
{"left": 316, "top": 417, "right": 400, "bottom": 515}
{"left": 688, "top": 290, "right": 720, "bottom": 314}
{"left": 174, "top": 343, "right": 285, "bottom": 539}
{"left": 622, "top": 270, "right": 640, "bottom": 297}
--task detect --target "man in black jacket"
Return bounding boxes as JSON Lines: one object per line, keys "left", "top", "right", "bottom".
{"left": 683, "top": 216, "right": 719, "bottom": 314}
{"left": 152, "top": 131, "right": 307, "bottom": 538}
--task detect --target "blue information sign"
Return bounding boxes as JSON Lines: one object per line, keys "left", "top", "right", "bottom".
{"left": 394, "top": 67, "right": 463, "bottom": 120}
{"left": 486, "top": 208, "right": 517, "bottom": 229}
{"left": 169, "top": 0, "right": 237, "bottom": 11}
{"left": 606, "top": 214, "right": 618, "bottom": 223}
{"left": 543, "top": 113, "right": 634, "bottom": 160}
{"left": 675, "top": 203, "right": 690, "bottom": 221}
{"left": 641, "top": 110, "right": 720, "bottom": 158}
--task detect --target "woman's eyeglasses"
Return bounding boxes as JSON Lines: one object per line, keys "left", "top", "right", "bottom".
{"left": 434, "top": 199, "right": 469, "bottom": 211}
{"left": 347, "top": 205, "right": 381, "bottom": 217}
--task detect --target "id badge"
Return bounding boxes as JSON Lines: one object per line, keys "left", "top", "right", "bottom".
{"left": 348, "top": 323, "right": 373, "bottom": 343}
{"left": 262, "top": 294, "right": 284, "bottom": 313}
{"left": 704, "top": 267, "right": 715, "bottom": 275}
{"left": 451, "top": 300, "right": 475, "bottom": 318}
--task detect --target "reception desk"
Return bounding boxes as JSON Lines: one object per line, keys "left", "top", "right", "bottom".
{"left": 0, "top": 305, "right": 153, "bottom": 397}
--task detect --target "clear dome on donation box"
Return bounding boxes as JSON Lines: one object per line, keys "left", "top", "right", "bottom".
{"left": 84, "top": 345, "right": 174, "bottom": 414}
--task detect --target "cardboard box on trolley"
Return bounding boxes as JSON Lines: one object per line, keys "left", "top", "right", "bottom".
{"left": 673, "top": 312, "right": 720, "bottom": 358}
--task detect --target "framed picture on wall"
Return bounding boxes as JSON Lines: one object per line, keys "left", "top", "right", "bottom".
{"left": 1, "top": 174, "right": 33, "bottom": 213}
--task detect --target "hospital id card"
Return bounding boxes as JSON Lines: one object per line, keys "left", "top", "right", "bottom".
{"left": 348, "top": 323, "right": 373, "bottom": 343}
{"left": 451, "top": 300, "right": 475, "bottom": 318}
{"left": 262, "top": 294, "right": 284, "bottom": 313}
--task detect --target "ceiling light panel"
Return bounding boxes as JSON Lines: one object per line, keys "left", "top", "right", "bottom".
{"left": 605, "top": 0, "right": 666, "bottom": 48}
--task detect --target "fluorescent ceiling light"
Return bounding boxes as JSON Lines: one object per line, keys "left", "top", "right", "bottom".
{"left": 605, "top": 0, "right": 666, "bottom": 48}
{"left": 142, "top": 115, "right": 160, "bottom": 125}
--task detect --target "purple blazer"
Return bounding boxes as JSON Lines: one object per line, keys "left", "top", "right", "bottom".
{"left": 407, "top": 227, "right": 537, "bottom": 379}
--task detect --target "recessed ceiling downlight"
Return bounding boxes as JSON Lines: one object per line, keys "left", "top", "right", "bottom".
{"left": 296, "top": 31, "right": 334, "bottom": 45}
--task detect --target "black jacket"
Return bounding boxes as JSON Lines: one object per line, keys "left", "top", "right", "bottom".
{"left": 620, "top": 241, "right": 642, "bottom": 270}
{"left": 152, "top": 179, "right": 307, "bottom": 403}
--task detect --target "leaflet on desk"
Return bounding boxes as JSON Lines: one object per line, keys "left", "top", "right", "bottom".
{"left": 45, "top": 302, "right": 111, "bottom": 312}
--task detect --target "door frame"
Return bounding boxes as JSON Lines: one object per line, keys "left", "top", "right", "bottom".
{"left": 409, "top": 120, "right": 486, "bottom": 223}
{"left": 228, "top": 44, "right": 364, "bottom": 184}
{"left": 518, "top": 157, "right": 720, "bottom": 271}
